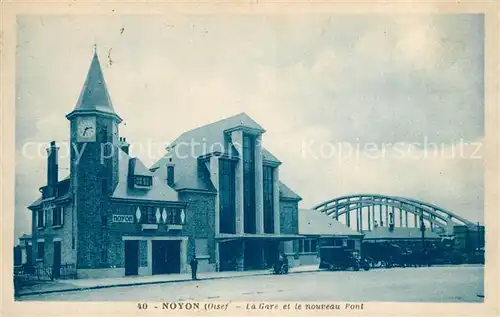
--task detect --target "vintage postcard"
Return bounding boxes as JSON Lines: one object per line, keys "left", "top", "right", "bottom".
{"left": 1, "top": 1, "right": 499, "bottom": 316}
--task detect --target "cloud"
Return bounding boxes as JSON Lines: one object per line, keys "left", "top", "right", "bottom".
{"left": 14, "top": 14, "right": 484, "bottom": 239}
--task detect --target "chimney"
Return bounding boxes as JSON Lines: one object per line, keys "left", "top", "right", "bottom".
{"left": 119, "top": 137, "right": 130, "bottom": 154}
{"left": 46, "top": 141, "right": 59, "bottom": 196}
{"left": 167, "top": 161, "right": 175, "bottom": 187}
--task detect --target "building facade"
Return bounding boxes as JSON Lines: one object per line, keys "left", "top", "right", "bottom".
{"left": 27, "top": 52, "right": 302, "bottom": 278}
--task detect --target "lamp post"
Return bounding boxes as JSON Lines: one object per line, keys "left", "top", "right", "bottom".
{"left": 476, "top": 221, "right": 481, "bottom": 255}
{"left": 420, "top": 211, "right": 426, "bottom": 263}
{"left": 389, "top": 211, "right": 394, "bottom": 232}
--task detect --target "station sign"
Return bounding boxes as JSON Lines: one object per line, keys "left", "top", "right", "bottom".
{"left": 112, "top": 214, "right": 135, "bottom": 223}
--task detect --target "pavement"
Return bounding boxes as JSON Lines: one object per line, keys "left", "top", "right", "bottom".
{"left": 18, "top": 265, "right": 484, "bottom": 302}
{"left": 16, "top": 264, "right": 320, "bottom": 297}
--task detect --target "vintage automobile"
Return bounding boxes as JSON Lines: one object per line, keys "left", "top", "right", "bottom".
{"left": 319, "top": 246, "right": 370, "bottom": 271}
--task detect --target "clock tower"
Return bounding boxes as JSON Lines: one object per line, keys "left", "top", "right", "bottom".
{"left": 66, "top": 50, "right": 122, "bottom": 269}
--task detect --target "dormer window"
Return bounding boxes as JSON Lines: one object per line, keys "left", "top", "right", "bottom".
{"left": 134, "top": 175, "right": 152, "bottom": 187}
{"left": 128, "top": 157, "right": 154, "bottom": 189}
{"left": 167, "top": 165, "right": 175, "bottom": 187}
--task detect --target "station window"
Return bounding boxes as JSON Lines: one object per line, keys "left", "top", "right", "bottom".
{"left": 346, "top": 239, "right": 355, "bottom": 249}
{"left": 37, "top": 210, "right": 45, "bottom": 228}
{"left": 141, "top": 206, "right": 156, "bottom": 224}
{"left": 52, "top": 207, "right": 64, "bottom": 227}
{"left": 333, "top": 239, "right": 344, "bottom": 247}
{"left": 297, "top": 238, "right": 317, "bottom": 254}
{"left": 304, "top": 240, "right": 311, "bottom": 253}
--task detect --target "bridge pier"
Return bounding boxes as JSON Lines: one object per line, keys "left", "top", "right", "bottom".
{"left": 367, "top": 206, "right": 371, "bottom": 231}
{"left": 372, "top": 205, "right": 376, "bottom": 227}
{"left": 385, "top": 204, "right": 389, "bottom": 227}
{"left": 399, "top": 208, "right": 403, "bottom": 227}
{"left": 360, "top": 208, "right": 363, "bottom": 232}
{"left": 346, "top": 209, "right": 351, "bottom": 228}
{"left": 379, "top": 203, "right": 383, "bottom": 226}
{"left": 356, "top": 208, "right": 360, "bottom": 232}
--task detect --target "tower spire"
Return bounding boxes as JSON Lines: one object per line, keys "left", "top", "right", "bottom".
{"left": 66, "top": 47, "right": 122, "bottom": 122}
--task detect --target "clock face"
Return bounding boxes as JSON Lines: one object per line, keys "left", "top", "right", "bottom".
{"left": 76, "top": 117, "right": 96, "bottom": 142}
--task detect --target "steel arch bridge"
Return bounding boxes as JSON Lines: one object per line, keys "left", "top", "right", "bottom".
{"left": 312, "top": 194, "right": 476, "bottom": 234}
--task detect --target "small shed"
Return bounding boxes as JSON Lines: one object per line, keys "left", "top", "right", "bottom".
{"left": 289, "top": 209, "right": 363, "bottom": 266}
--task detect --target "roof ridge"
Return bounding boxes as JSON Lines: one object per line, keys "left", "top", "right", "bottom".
{"left": 170, "top": 112, "right": 256, "bottom": 145}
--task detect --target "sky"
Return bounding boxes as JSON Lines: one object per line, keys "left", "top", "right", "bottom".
{"left": 15, "top": 14, "right": 484, "bottom": 239}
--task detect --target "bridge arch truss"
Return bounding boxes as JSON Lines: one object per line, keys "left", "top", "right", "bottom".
{"left": 312, "top": 194, "right": 475, "bottom": 233}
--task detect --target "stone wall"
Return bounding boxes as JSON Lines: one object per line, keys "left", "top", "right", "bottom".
{"left": 178, "top": 191, "right": 216, "bottom": 265}
{"left": 279, "top": 199, "right": 299, "bottom": 234}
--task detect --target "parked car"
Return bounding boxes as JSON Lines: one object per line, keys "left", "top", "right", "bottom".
{"left": 319, "top": 246, "right": 369, "bottom": 271}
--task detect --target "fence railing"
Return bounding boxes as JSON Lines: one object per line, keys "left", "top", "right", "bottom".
{"left": 14, "top": 263, "right": 77, "bottom": 281}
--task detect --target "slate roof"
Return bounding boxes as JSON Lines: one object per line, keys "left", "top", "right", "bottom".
{"left": 66, "top": 51, "right": 121, "bottom": 122}
{"left": 279, "top": 182, "right": 302, "bottom": 201}
{"left": 262, "top": 148, "right": 281, "bottom": 163}
{"left": 29, "top": 150, "right": 179, "bottom": 209}
{"left": 19, "top": 234, "right": 32, "bottom": 240}
{"left": 298, "top": 209, "right": 363, "bottom": 236}
{"left": 28, "top": 176, "right": 72, "bottom": 209}
{"left": 171, "top": 113, "right": 265, "bottom": 147}
{"left": 151, "top": 113, "right": 297, "bottom": 198}
{"left": 74, "top": 52, "right": 114, "bottom": 113}
{"left": 129, "top": 157, "right": 153, "bottom": 177}
{"left": 152, "top": 154, "right": 216, "bottom": 192}
{"left": 363, "top": 226, "right": 441, "bottom": 240}
{"left": 111, "top": 150, "right": 179, "bottom": 202}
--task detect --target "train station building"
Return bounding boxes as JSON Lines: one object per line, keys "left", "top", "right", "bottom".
{"left": 27, "top": 51, "right": 303, "bottom": 278}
